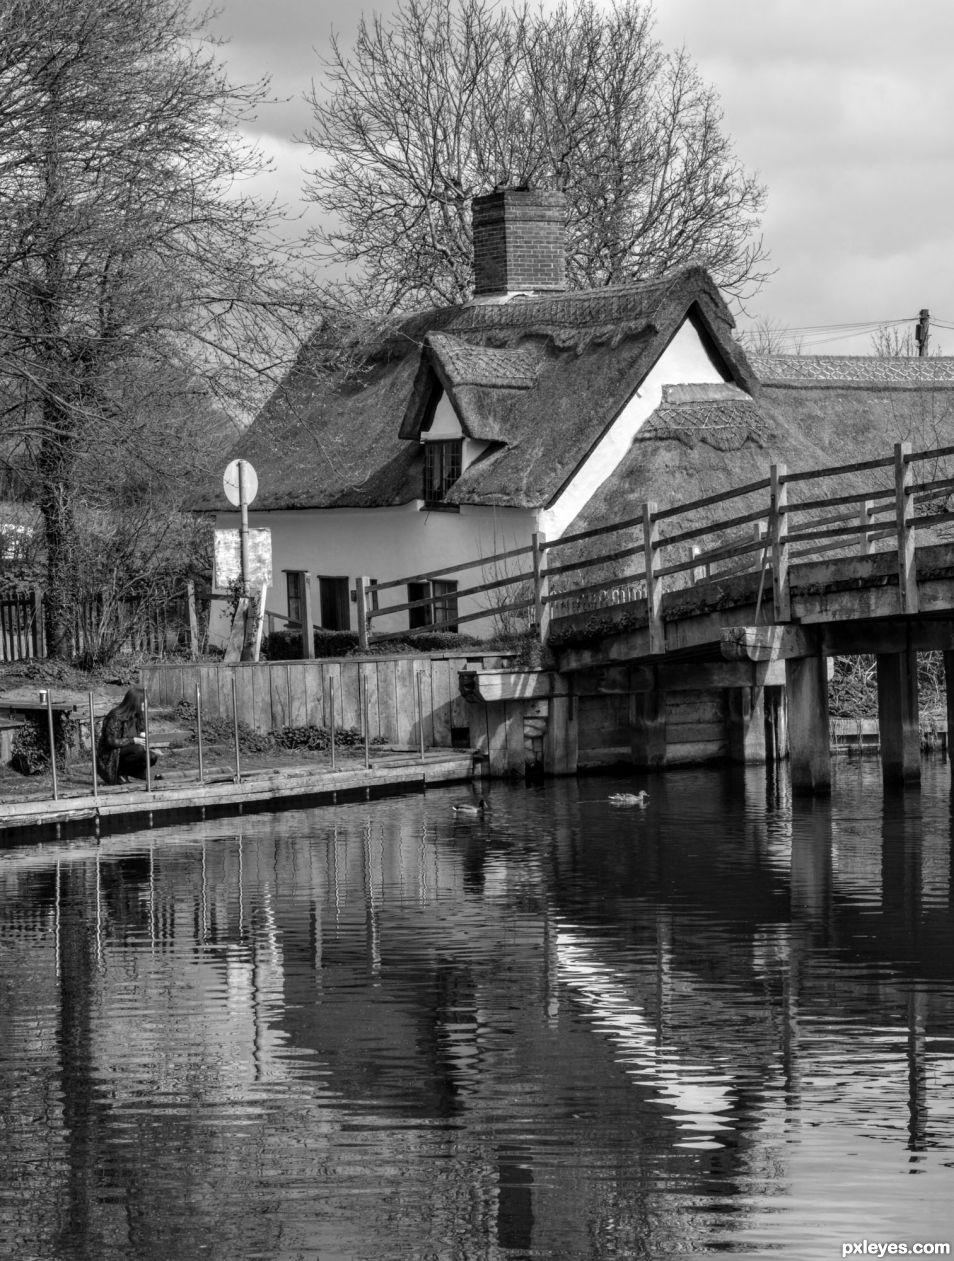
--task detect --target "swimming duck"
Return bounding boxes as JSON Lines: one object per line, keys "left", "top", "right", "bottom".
{"left": 608, "top": 791, "right": 649, "bottom": 806}
{"left": 452, "top": 797, "right": 490, "bottom": 815}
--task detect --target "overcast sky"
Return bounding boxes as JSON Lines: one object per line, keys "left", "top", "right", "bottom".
{"left": 206, "top": 0, "right": 954, "bottom": 354}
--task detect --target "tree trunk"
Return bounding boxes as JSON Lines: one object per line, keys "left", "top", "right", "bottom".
{"left": 38, "top": 423, "right": 79, "bottom": 660}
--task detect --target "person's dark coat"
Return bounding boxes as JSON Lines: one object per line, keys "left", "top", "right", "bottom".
{"left": 96, "top": 686, "right": 153, "bottom": 784}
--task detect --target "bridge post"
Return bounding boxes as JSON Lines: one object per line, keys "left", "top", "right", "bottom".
{"left": 786, "top": 650, "right": 831, "bottom": 795}
{"left": 355, "top": 576, "right": 371, "bottom": 651}
{"left": 877, "top": 645, "right": 920, "bottom": 785}
{"left": 770, "top": 464, "right": 790, "bottom": 622}
{"left": 629, "top": 678, "right": 667, "bottom": 768}
{"left": 944, "top": 651, "right": 954, "bottom": 768}
{"left": 532, "top": 531, "right": 550, "bottom": 642}
{"left": 726, "top": 686, "right": 767, "bottom": 763}
{"left": 642, "top": 502, "right": 665, "bottom": 654}
{"left": 894, "top": 442, "right": 919, "bottom": 615}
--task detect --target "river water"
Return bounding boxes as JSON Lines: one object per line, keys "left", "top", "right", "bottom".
{"left": 1, "top": 759, "right": 953, "bottom": 1260}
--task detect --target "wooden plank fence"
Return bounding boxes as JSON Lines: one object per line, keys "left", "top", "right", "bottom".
{"left": 142, "top": 652, "right": 511, "bottom": 747}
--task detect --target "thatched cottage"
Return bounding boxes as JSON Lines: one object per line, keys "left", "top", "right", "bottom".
{"left": 203, "top": 188, "right": 954, "bottom": 642}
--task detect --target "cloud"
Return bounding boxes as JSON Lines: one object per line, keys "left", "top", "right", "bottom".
{"left": 205, "top": 0, "right": 954, "bottom": 349}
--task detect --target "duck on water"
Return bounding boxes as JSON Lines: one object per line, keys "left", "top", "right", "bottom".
{"left": 452, "top": 798, "right": 491, "bottom": 816}
{"left": 608, "top": 791, "right": 649, "bottom": 806}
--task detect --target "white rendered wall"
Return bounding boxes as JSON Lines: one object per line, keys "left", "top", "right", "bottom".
{"left": 209, "top": 500, "right": 536, "bottom": 644}
{"left": 539, "top": 319, "right": 727, "bottom": 539}
{"left": 422, "top": 393, "right": 486, "bottom": 469}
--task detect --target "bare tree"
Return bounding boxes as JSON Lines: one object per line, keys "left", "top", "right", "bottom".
{"left": 0, "top": 0, "right": 316, "bottom": 656}
{"left": 870, "top": 324, "right": 919, "bottom": 357}
{"left": 303, "top": 0, "right": 770, "bottom": 314}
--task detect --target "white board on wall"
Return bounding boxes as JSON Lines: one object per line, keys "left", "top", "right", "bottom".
{"left": 213, "top": 528, "right": 273, "bottom": 590}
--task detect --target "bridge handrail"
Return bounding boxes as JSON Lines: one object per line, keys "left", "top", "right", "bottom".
{"left": 353, "top": 438, "right": 954, "bottom": 647}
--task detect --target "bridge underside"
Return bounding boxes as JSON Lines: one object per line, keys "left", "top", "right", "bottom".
{"left": 547, "top": 545, "right": 954, "bottom": 794}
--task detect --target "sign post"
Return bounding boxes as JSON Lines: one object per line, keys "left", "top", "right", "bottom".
{"left": 221, "top": 460, "right": 265, "bottom": 661}
{"left": 223, "top": 459, "right": 259, "bottom": 597}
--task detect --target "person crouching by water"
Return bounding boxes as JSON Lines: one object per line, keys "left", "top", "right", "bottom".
{"left": 96, "top": 686, "right": 159, "bottom": 784}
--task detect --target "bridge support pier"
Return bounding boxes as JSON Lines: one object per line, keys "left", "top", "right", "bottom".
{"left": 628, "top": 688, "right": 667, "bottom": 768}
{"left": 876, "top": 647, "right": 921, "bottom": 785}
{"left": 944, "top": 651, "right": 954, "bottom": 770}
{"left": 786, "top": 653, "right": 831, "bottom": 795}
{"left": 726, "top": 687, "right": 767, "bottom": 763}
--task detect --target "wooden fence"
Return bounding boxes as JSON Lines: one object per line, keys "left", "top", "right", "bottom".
{"left": 355, "top": 440, "right": 954, "bottom": 646}
{"left": 142, "top": 652, "right": 512, "bottom": 747}
{"left": 0, "top": 590, "right": 43, "bottom": 661}
{"left": 0, "top": 585, "right": 208, "bottom": 664}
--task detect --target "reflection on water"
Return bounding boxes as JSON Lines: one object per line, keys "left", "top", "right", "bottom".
{"left": 1, "top": 760, "right": 953, "bottom": 1259}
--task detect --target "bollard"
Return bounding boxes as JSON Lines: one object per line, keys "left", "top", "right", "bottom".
{"left": 195, "top": 682, "right": 205, "bottom": 784}
{"left": 231, "top": 675, "right": 242, "bottom": 784}
{"left": 44, "top": 690, "right": 58, "bottom": 801}
{"left": 143, "top": 690, "right": 153, "bottom": 793}
{"left": 88, "top": 692, "right": 98, "bottom": 800}
{"left": 330, "top": 677, "right": 336, "bottom": 772}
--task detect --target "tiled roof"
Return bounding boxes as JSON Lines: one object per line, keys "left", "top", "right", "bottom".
{"left": 753, "top": 354, "right": 954, "bottom": 387}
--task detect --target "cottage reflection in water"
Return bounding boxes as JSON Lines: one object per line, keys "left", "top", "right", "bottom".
{"left": 1, "top": 763, "right": 953, "bottom": 1259}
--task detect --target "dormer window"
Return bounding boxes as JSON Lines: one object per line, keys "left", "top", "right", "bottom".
{"left": 424, "top": 439, "right": 462, "bottom": 502}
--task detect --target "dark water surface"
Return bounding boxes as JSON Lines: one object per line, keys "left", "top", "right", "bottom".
{"left": 2, "top": 760, "right": 953, "bottom": 1260}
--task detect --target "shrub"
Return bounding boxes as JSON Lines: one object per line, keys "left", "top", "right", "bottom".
{"left": 9, "top": 713, "right": 74, "bottom": 775}
{"left": 261, "top": 628, "right": 360, "bottom": 660}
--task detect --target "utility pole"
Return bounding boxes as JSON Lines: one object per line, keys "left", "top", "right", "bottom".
{"left": 916, "top": 308, "right": 930, "bottom": 357}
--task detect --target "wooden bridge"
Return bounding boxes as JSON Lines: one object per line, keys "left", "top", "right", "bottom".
{"left": 357, "top": 440, "right": 954, "bottom": 794}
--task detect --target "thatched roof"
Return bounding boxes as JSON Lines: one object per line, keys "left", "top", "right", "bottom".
{"left": 562, "top": 352, "right": 954, "bottom": 576}
{"left": 196, "top": 266, "right": 756, "bottom": 513}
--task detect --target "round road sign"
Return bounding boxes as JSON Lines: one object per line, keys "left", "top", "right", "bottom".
{"left": 223, "top": 459, "right": 258, "bottom": 507}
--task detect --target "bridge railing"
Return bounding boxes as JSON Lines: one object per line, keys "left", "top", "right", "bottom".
{"left": 353, "top": 440, "right": 954, "bottom": 646}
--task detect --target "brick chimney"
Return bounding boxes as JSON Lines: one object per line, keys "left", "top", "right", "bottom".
{"left": 471, "top": 187, "right": 567, "bottom": 298}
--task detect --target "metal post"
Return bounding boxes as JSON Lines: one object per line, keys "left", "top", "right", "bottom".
{"left": 143, "top": 690, "right": 153, "bottom": 793}
{"left": 88, "top": 693, "right": 98, "bottom": 801}
{"left": 231, "top": 674, "right": 242, "bottom": 784}
{"left": 45, "top": 690, "right": 58, "bottom": 801}
{"left": 195, "top": 681, "right": 205, "bottom": 784}
{"left": 238, "top": 459, "right": 250, "bottom": 599}
{"left": 329, "top": 677, "right": 336, "bottom": 772}
{"left": 417, "top": 671, "right": 425, "bottom": 763}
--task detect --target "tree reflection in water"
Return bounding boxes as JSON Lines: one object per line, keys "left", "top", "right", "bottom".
{"left": 1, "top": 758, "right": 953, "bottom": 1259}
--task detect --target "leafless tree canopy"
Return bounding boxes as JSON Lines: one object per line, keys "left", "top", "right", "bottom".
{"left": 0, "top": 0, "right": 317, "bottom": 655}
{"left": 304, "top": 0, "right": 770, "bottom": 313}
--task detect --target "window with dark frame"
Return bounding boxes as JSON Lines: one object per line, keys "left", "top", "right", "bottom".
{"left": 286, "top": 571, "right": 304, "bottom": 628}
{"left": 423, "top": 439, "right": 462, "bottom": 502}
{"left": 407, "top": 579, "right": 458, "bottom": 632}
{"left": 317, "top": 575, "right": 350, "bottom": 631}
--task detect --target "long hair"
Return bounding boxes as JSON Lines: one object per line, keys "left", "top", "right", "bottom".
{"left": 112, "top": 685, "right": 146, "bottom": 724}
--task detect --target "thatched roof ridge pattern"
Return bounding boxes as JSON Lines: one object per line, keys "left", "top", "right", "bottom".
{"left": 643, "top": 391, "right": 770, "bottom": 452}
{"left": 754, "top": 354, "right": 954, "bottom": 387}
{"left": 426, "top": 334, "right": 539, "bottom": 389}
